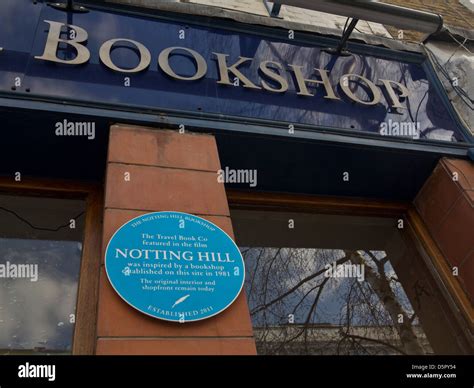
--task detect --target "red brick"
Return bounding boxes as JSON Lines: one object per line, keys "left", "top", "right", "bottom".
{"left": 432, "top": 195, "right": 474, "bottom": 268}
{"left": 380, "top": 0, "right": 474, "bottom": 42}
{"left": 465, "top": 190, "right": 474, "bottom": 203}
{"left": 104, "top": 163, "right": 229, "bottom": 215}
{"left": 442, "top": 158, "right": 474, "bottom": 194}
{"left": 415, "top": 162, "right": 462, "bottom": 231}
{"left": 96, "top": 124, "right": 256, "bottom": 355}
{"left": 459, "top": 251, "right": 474, "bottom": 304}
{"left": 109, "top": 125, "right": 221, "bottom": 171}
{"left": 101, "top": 208, "right": 235, "bottom": 261}
{"left": 96, "top": 268, "right": 253, "bottom": 338}
{"left": 96, "top": 338, "right": 257, "bottom": 355}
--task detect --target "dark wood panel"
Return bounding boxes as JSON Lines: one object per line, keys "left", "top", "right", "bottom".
{"left": 73, "top": 189, "right": 104, "bottom": 355}
{"left": 0, "top": 177, "right": 103, "bottom": 355}
{"left": 227, "top": 189, "right": 410, "bottom": 216}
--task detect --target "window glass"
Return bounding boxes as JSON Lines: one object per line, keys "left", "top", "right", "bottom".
{"left": 232, "top": 209, "right": 453, "bottom": 355}
{"left": 0, "top": 194, "right": 85, "bottom": 354}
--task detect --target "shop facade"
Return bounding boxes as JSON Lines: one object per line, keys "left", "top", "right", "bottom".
{"left": 0, "top": 0, "right": 473, "bottom": 355}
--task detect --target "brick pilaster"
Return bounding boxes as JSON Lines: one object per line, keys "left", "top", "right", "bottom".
{"left": 414, "top": 157, "right": 474, "bottom": 304}
{"left": 95, "top": 124, "right": 256, "bottom": 355}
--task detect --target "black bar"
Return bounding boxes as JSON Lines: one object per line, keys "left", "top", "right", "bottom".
{"left": 0, "top": 355, "right": 472, "bottom": 386}
{"left": 271, "top": 3, "right": 282, "bottom": 17}
{"left": 335, "top": 18, "right": 359, "bottom": 54}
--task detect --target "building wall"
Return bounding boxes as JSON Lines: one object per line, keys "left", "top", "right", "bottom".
{"left": 107, "top": 0, "right": 473, "bottom": 42}
{"left": 187, "top": 0, "right": 392, "bottom": 36}
{"left": 379, "top": 0, "right": 474, "bottom": 136}
{"left": 106, "top": 0, "right": 395, "bottom": 42}
{"left": 95, "top": 124, "right": 256, "bottom": 355}
{"left": 91, "top": 1, "right": 473, "bottom": 354}
{"left": 91, "top": 127, "right": 474, "bottom": 355}
{"left": 380, "top": 0, "right": 474, "bottom": 42}
{"left": 415, "top": 157, "right": 474, "bottom": 305}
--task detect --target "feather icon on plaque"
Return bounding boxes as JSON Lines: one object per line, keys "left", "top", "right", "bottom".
{"left": 172, "top": 294, "right": 190, "bottom": 308}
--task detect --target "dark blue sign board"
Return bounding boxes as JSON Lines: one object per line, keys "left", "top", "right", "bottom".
{"left": 0, "top": 0, "right": 469, "bottom": 142}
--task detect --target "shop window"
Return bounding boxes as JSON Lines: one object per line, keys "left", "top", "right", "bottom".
{"left": 231, "top": 208, "right": 464, "bottom": 355}
{"left": 0, "top": 194, "right": 85, "bottom": 354}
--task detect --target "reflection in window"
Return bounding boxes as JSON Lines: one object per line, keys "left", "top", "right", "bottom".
{"left": 243, "top": 247, "right": 431, "bottom": 355}
{"left": 231, "top": 209, "right": 457, "bottom": 355}
{"left": 0, "top": 194, "right": 85, "bottom": 354}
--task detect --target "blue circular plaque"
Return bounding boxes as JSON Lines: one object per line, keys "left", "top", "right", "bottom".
{"left": 105, "top": 211, "right": 245, "bottom": 322}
